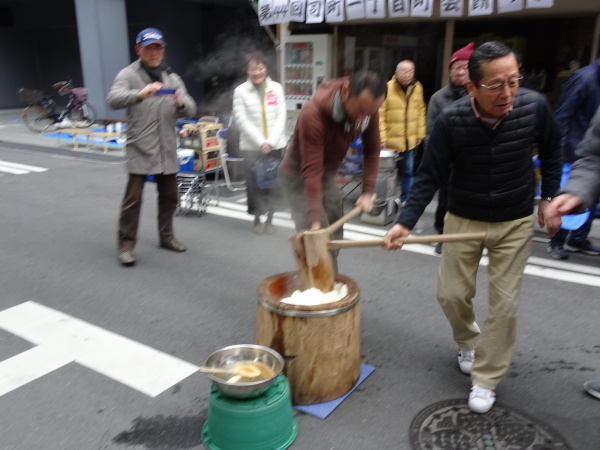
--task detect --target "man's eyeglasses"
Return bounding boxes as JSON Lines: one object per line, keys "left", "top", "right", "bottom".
{"left": 479, "top": 77, "right": 523, "bottom": 91}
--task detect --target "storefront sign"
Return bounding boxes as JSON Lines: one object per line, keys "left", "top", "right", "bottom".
{"left": 257, "top": 0, "right": 554, "bottom": 25}
{"left": 326, "top": 0, "right": 345, "bottom": 22}
{"left": 388, "top": 0, "right": 410, "bottom": 17}
{"left": 440, "top": 0, "right": 463, "bottom": 16}
{"left": 346, "top": 0, "right": 366, "bottom": 20}
{"left": 498, "top": 0, "right": 523, "bottom": 13}
{"left": 306, "top": 0, "right": 325, "bottom": 22}
{"left": 468, "top": 0, "right": 493, "bottom": 16}
{"left": 290, "top": 0, "right": 307, "bottom": 21}
{"left": 366, "top": 0, "right": 386, "bottom": 18}
{"left": 527, "top": 0, "right": 554, "bottom": 8}
{"left": 411, "top": 0, "right": 433, "bottom": 17}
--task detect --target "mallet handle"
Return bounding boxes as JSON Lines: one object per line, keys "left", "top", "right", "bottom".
{"left": 328, "top": 232, "right": 486, "bottom": 250}
{"left": 325, "top": 205, "right": 363, "bottom": 235}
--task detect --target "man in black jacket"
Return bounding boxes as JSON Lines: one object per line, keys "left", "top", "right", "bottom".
{"left": 425, "top": 42, "right": 474, "bottom": 254}
{"left": 384, "top": 42, "right": 562, "bottom": 413}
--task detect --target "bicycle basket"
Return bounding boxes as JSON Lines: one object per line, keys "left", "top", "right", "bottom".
{"left": 18, "top": 88, "right": 45, "bottom": 104}
{"left": 71, "top": 88, "right": 88, "bottom": 103}
{"left": 53, "top": 81, "right": 72, "bottom": 96}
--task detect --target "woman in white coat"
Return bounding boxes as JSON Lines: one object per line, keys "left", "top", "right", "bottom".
{"left": 233, "top": 51, "right": 287, "bottom": 234}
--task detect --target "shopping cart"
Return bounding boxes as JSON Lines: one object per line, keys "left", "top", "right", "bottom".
{"left": 176, "top": 171, "right": 209, "bottom": 216}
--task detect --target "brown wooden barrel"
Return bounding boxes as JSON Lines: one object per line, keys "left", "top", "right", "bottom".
{"left": 255, "top": 271, "right": 360, "bottom": 405}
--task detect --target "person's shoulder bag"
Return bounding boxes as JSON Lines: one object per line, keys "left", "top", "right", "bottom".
{"left": 252, "top": 154, "right": 281, "bottom": 189}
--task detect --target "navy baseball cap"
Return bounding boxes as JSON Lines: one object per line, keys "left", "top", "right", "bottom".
{"left": 136, "top": 28, "right": 166, "bottom": 47}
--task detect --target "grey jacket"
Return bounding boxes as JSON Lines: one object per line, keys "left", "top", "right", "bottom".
{"left": 563, "top": 106, "right": 600, "bottom": 210}
{"left": 106, "top": 59, "right": 196, "bottom": 174}
{"left": 425, "top": 83, "right": 468, "bottom": 148}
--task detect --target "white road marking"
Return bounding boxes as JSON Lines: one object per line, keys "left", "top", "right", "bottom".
{"left": 0, "top": 160, "right": 48, "bottom": 175}
{"left": 0, "top": 301, "right": 199, "bottom": 397}
{"left": 0, "top": 345, "right": 74, "bottom": 397}
{"left": 206, "top": 199, "right": 600, "bottom": 287}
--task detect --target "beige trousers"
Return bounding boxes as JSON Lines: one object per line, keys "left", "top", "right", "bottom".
{"left": 437, "top": 212, "right": 534, "bottom": 389}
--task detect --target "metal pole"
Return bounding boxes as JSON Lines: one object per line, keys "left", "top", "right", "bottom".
{"left": 442, "top": 20, "right": 455, "bottom": 90}
{"left": 333, "top": 25, "right": 339, "bottom": 78}
{"left": 591, "top": 13, "right": 600, "bottom": 63}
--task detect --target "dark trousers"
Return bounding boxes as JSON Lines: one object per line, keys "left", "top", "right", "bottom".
{"left": 434, "top": 186, "right": 448, "bottom": 234}
{"left": 279, "top": 172, "right": 342, "bottom": 272}
{"left": 118, "top": 173, "right": 179, "bottom": 251}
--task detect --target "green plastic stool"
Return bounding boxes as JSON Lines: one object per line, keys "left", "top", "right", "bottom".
{"left": 202, "top": 374, "right": 298, "bottom": 450}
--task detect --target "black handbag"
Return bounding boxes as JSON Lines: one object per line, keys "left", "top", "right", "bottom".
{"left": 252, "top": 155, "right": 281, "bottom": 189}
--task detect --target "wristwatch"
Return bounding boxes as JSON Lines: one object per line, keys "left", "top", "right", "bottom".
{"left": 541, "top": 196, "right": 553, "bottom": 202}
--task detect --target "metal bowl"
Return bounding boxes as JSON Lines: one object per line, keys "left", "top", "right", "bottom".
{"left": 379, "top": 149, "right": 398, "bottom": 169}
{"left": 203, "top": 344, "right": 284, "bottom": 399}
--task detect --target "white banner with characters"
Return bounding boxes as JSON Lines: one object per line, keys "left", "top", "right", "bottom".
{"left": 257, "top": 0, "right": 554, "bottom": 25}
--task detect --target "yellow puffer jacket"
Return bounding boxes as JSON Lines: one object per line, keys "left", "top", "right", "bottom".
{"left": 378, "top": 78, "right": 426, "bottom": 152}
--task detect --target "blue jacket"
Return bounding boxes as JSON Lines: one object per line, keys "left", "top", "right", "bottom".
{"left": 554, "top": 58, "right": 600, "bottom": 163}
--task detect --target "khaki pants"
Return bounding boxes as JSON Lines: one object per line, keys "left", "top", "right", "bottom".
{"left": 437, "top": 212, "right": 534, "bottom": 389}
{"left": 118, "top": 173, "right": 179, "bottom": 251}
{"left": 279, "top": 172, "right": 342, "bottom": 272}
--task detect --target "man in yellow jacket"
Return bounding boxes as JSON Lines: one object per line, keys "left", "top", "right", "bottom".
{"left": 379, "top": 60, "right": 426, "bottom": 205}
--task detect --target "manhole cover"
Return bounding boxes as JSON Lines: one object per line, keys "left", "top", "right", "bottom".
{"left": 409, "top": 399, "right": 571, "bottom": 450}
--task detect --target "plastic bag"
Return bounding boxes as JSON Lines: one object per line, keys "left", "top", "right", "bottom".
{"left": 252, "top": 155, "right": 281, "bottom": 189}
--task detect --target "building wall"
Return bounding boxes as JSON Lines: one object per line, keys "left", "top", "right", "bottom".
{"left": 0, "top": 0, "right": 83, "bottom": 108}
{"left": 0, "top": 0, "right": 258, "bottom": 113}
{"left": 330, "top": 14, "right": 599, "bottom": 106}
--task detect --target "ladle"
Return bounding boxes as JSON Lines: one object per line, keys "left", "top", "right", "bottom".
{"left": 198, "top": 364, "right": 262, "bottom": 377}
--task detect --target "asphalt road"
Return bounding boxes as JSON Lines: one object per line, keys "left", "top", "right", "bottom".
{"left": 0, "top": 113, "right": 599, "bottom": 449}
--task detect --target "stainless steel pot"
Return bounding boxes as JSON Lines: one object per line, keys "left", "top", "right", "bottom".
{"left": 379, "top": 149, "right": 397, "bottom": 169}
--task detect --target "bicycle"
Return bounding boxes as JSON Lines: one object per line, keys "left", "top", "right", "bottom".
{"left": 18, "top": 80, "right": 97, "bottom": 133}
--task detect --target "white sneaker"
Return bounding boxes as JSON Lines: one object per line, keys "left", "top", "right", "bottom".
{"left": 468, "top": 384, "right": 496, "bottom": 413}
{"left": 583, "top": 379, "right": 600, "bottom": 399}
{"left": 458, "top": 348, "right": 475, "bottom": 374}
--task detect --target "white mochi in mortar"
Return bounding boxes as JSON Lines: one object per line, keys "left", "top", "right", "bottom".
{"left": 280, "top": 282, "right": 348, "bottom": 306}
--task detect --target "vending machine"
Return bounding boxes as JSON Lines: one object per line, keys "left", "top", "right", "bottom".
{"left": 281, "top": 34, "right": 333, "bottom": 111}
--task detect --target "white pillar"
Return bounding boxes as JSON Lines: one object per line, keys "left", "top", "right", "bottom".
{"left": 74, "top": 0, "right": 130, "bottom": 120}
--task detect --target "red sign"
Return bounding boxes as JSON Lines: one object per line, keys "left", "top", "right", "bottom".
{"left": 204, "top": 137, "right": 218, "bottom": 147}
{"left": 266, "top": 92, "right": 278, "bottom": 105}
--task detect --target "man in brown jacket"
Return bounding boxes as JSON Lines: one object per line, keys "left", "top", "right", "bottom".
{"left": 107, "top": 28, "right": 196, "bottom": 266}
{"left": 279, "top": 69, "right": 387, "bottom": 271}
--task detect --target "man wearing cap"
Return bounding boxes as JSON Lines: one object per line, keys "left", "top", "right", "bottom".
{"left": 426, "top": 42, "right": 475, "bottom": 254}
{"left": 107, "top": 28, "right": 196, "bottom": 266}
{"left": 378, "top": 60, "right": 426, "bottom": 206}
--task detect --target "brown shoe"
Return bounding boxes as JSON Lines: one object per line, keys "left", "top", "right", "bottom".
{"left": 118, "top": 250, "right": 137, "bottom": 266}
{"left": 253, "top": 223, "right": 264, "bottom": 235}
{"left": 265, "top": 223, "right": 275, "bottom": 234}
{"left": 160, "top": 239, "right": 187, "bottom": 252}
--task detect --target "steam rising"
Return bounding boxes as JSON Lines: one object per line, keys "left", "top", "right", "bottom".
{"left": 186, "top": 9, "right": 277, "bottom": 114}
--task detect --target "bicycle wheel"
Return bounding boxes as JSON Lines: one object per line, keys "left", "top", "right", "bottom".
{"left": 68, "top": 103, "right": 97, "bottom": 128}
{"left": 22, "top": 105, "right": 54, "bottom": 133}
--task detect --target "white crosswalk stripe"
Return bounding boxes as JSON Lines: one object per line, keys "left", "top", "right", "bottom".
{"left": 0, "top": 160, "right": 48, "bottom": 175}
{"left": 0, "top": 301, "right": 199, "bottom": 398}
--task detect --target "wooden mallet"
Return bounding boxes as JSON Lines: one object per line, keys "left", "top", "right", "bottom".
{"left": 289, "top": 205, "right": 364, "bottom": 293}
{"left": 290, "top": 205, "right": 486, "bottom": 293}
